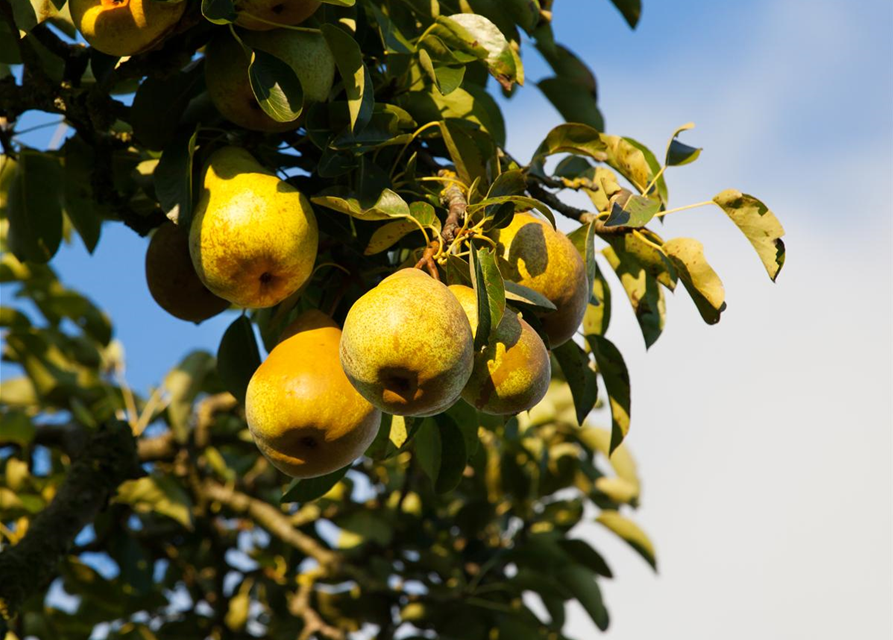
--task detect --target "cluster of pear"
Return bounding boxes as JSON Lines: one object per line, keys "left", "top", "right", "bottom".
{"left": 70, "top": 0, "right": 334, "bottom": 137}
{"left": 145, "top": 147, "right": 589, "bottom": 479}
{"left": 70, "top": 0, "right": 322, "bottom": 57}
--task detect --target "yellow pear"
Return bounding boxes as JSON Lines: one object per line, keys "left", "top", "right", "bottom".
{"left": 340, "top": 269, "right": 474, "bottom": 417}
{"left": 70, "top": 0, "right": 185, "bottom": 58}
{"left": 145, "top": 222, "right": 229, "bottom": 323}
{"left": 234, "top": 0, "right": 321, "bottom": 30}
{"left": 448, "top": 285, "right": 551, "bottom": 415}
{"left": 189, "top": 147, "right": 318, "bottom": 309}
{"left": 204, "top": 28, "right": 335, "bottom": 132}
{"left": 245, "top": 310, "right": 381, "bottom": 478}
{"left": 491, "top": 213, "right": 588, "bottom": 347}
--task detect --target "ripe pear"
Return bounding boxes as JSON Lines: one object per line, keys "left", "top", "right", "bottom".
{"left": 70, "top": 0, "right": 185, "bottom": 58}
{"left": 145, "top": 222, "right": 229, "bottom": 323}
{"left": 189, "top": 147, "right": 318, "bottom": 309}
{"left": 491, "top": 213, "right": 588, "bottom": 347}
{"left": 204, "top": 28, "right": 335, "bottom": 132}
{"left": 245, "top": 310, "right": 381, "bottom": 478}
{"left": 340, "top": 269, "right": 474, "bottom": 417}
{"left": 234, "top": 0, "right": 321, "bottom": 30}
{"left": 448, "top": 285, "right": 551, "bottom": 415}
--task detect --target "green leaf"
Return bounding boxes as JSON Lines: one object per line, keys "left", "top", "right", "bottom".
{"left": 281, "top": 464, "right": 350, "bottom": 503}
{"left": 555, "top": 565, "right": 609, "bottom": 630}
{"left": 713, "top": 189, "right": 786, "bottom": 281}
{"left": 665, "top": 122, "right": 701, "bottom": 167}
{"left": 201, "top": 0, "right": 236, "bottom": 24}
{"left": 585, "top": 334, "right": 631, "bottom": 453}
{"left": 504, "top": 280, "right": 557, "bottom": 313}
{"left": 217, "top": 316, "right": 261, "bottom": 405}
{"left": 0, "top": 410, "right": 36, "bottom": 446}
{"left": 468, "top": 195, "right": 555, "bottom": 228}
{"left": 605, "top": 229, "right": 677, "bottom": 290}
{"left": 538, "top": 76, "right": 604, "bottom": 131}
{"left": 602, "top": 135, "right": 666, "bottom": 203}
{"left": 414, "top": 415, "right": 467, "bottom": 493}
{"left": 312, "top": 187, "right": 411, "bottom": 221}
{"left": 663, "top": 238, "right": 726, "bottom": 324}
{"left": 62, "top": 137, "right": 103, "bottom": 253}
{"left": 557, "top": 538, "right": 613, "bottom": 578}
{"left": 154, "top": 126, "right": 198, "bottom": 227}
{"left": 609, "top": 0, "right": 642, "bottom": 28}
{"left": 321, "top": 24, "right": 371, "bottom": 132}
{"left": 567, "top": 221, "right": 597, "bottom": 303}
{"left": 115, "top": 475, "right": 194, "bottom": 529}
{"left": 553, "top": 340, "right": 598, "bottom": 425}
{"left": 604, "top": 193, "right": 661, "bottom": 228}
{"left": 602, "top": 245, "right": 664, "bottom": 348}
{"left": 131, "top": 61, "right": 203, "bottom": 151}
{"left": 164, "top": 350, "right": 216, "bottom": 442}
{"left": 469, "top": 246, "right": 505, "bottom": 350}
{"left": 364, "top": 219, "right": 422, "bottom": 255}
{"left": 596, "top": 510, "right": 657, "bottom": 570}
{"left": 582, "top": 261, "right": 611, "bottom": 336}
{"left": 445, "top": 399, "right": 480, "bottom": 458}
{"left": 248, "top": 48, "right": 304, "bottom": 122}
{"left": 6, "top": 149, "right": 63, "bottom": 264}
{"left": 418, "top": 48, "right": 465, "bottom": 96}
{"left": 531, "top": 123, "right": 608, "bottom": 167}
{"left": 445, "top": 13, "right": 523, "bottom": 88}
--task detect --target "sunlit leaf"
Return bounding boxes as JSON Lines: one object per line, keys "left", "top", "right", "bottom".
{"left": 663, "top": 238, "right": 726, "bottom": 324}
{"left": 713, "top": 189, "right": 786, "bottom": 281}
{"left": 596, "top": 510, "right": 657, "bottom": 570}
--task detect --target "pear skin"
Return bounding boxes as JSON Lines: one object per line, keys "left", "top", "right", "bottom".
{"left": 491, "top": 213, "right": 588, "bottom": 347}
{"left": 340, "top": 269, "right": 474, "bottom": 417}
{"left": 234, "top": 0, "right": 321, "bottom": 31}
{"left": 204, "top": 28, "right": 335, "bottom": 132}
{"left": 145, "top": 222, "right": 229, "bottom": 323}
{"left": 246, "top": 310, "right": 381, "bottom": 478}
{"left": 189, "top": 147, "right": 318, "bottom": 309}
{"left": 70, "top": 0, "right": 185, "bottom": 57}
{"left": 449, "top": 285, "right": 551, "bottom": 415}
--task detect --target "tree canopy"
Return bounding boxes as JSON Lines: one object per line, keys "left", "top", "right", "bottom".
{"left": 0, "top": 0, "right": 785, "bottom": 638}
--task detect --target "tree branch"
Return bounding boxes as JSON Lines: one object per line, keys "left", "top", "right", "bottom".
{"left": 0, "top": 420, "right": 143, "bottom": 623}
{"left": 526, "top": 180, "right": 628, "bottom": 235}
{"left": 290, "top": 581, "right": 345, "bottom": 640}
{"left": 200, "top": 481, "right": 340, "bottom": 568}
{"left": 439, "top": 170, "right": 467, "bottom": 245}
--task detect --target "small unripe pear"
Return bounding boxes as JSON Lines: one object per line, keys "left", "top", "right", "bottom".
{"left": 234, "top": 0, "right": 321, "bottom": 31}
{"left": 145, "top": 222, "right": 229, "bottom": 323}
{"left": 189, "top": 147, "right": 318, "bottom": 309}
{"left": 449, "top": 285, "right": 551, "bottom": 415}
{"left": 340, "top": 269, "right": 474, "bottom": 417}
{"left": 245, "top": 310, "right": 381, "bottom": 478}
{"left": 491, "top": 213, "right": 588, "bottom": 346}
{"left": 204, "top": 28, "right": 335, "bottom": 132}
{"left": 70, "top": 0, "right": 185, "bottom": 58}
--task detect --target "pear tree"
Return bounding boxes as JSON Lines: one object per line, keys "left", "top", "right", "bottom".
{"left": 0, "top": 0, "right": 786, "bottom": 638}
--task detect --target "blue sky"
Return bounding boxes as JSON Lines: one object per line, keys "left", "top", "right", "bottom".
{"left": 2, "top": 0, "right": 892, "bottom": 638}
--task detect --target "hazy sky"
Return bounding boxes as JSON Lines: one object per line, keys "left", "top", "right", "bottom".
{"left": 3, "top": 0, "right": 892, "bottom": 638}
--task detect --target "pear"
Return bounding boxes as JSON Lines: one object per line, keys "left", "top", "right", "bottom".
{"left": 189, "top": 147, "right": 318, "bottom": 309}
{"left": 70, "top": 0, "right": 185, "bottom": 58}
{"left": 491, "top": 213, "right": 588, "bottom": 347}
{"left": 449, "top": 285, "right": 551, "bottom": 415}
{"left": 246, "top": 310, "right": 381, "bottom": 478}
{"left": 234, "top": 0, "right": 321, "bottom": 31}
{"left": 145, "top": 222, "right": 229, "bottom": 323}
{"left": 340, "top": 269, "right": 474, "bottom": 417}
{"left": 204, "top": 28, "right": 335, "bottom": 133}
